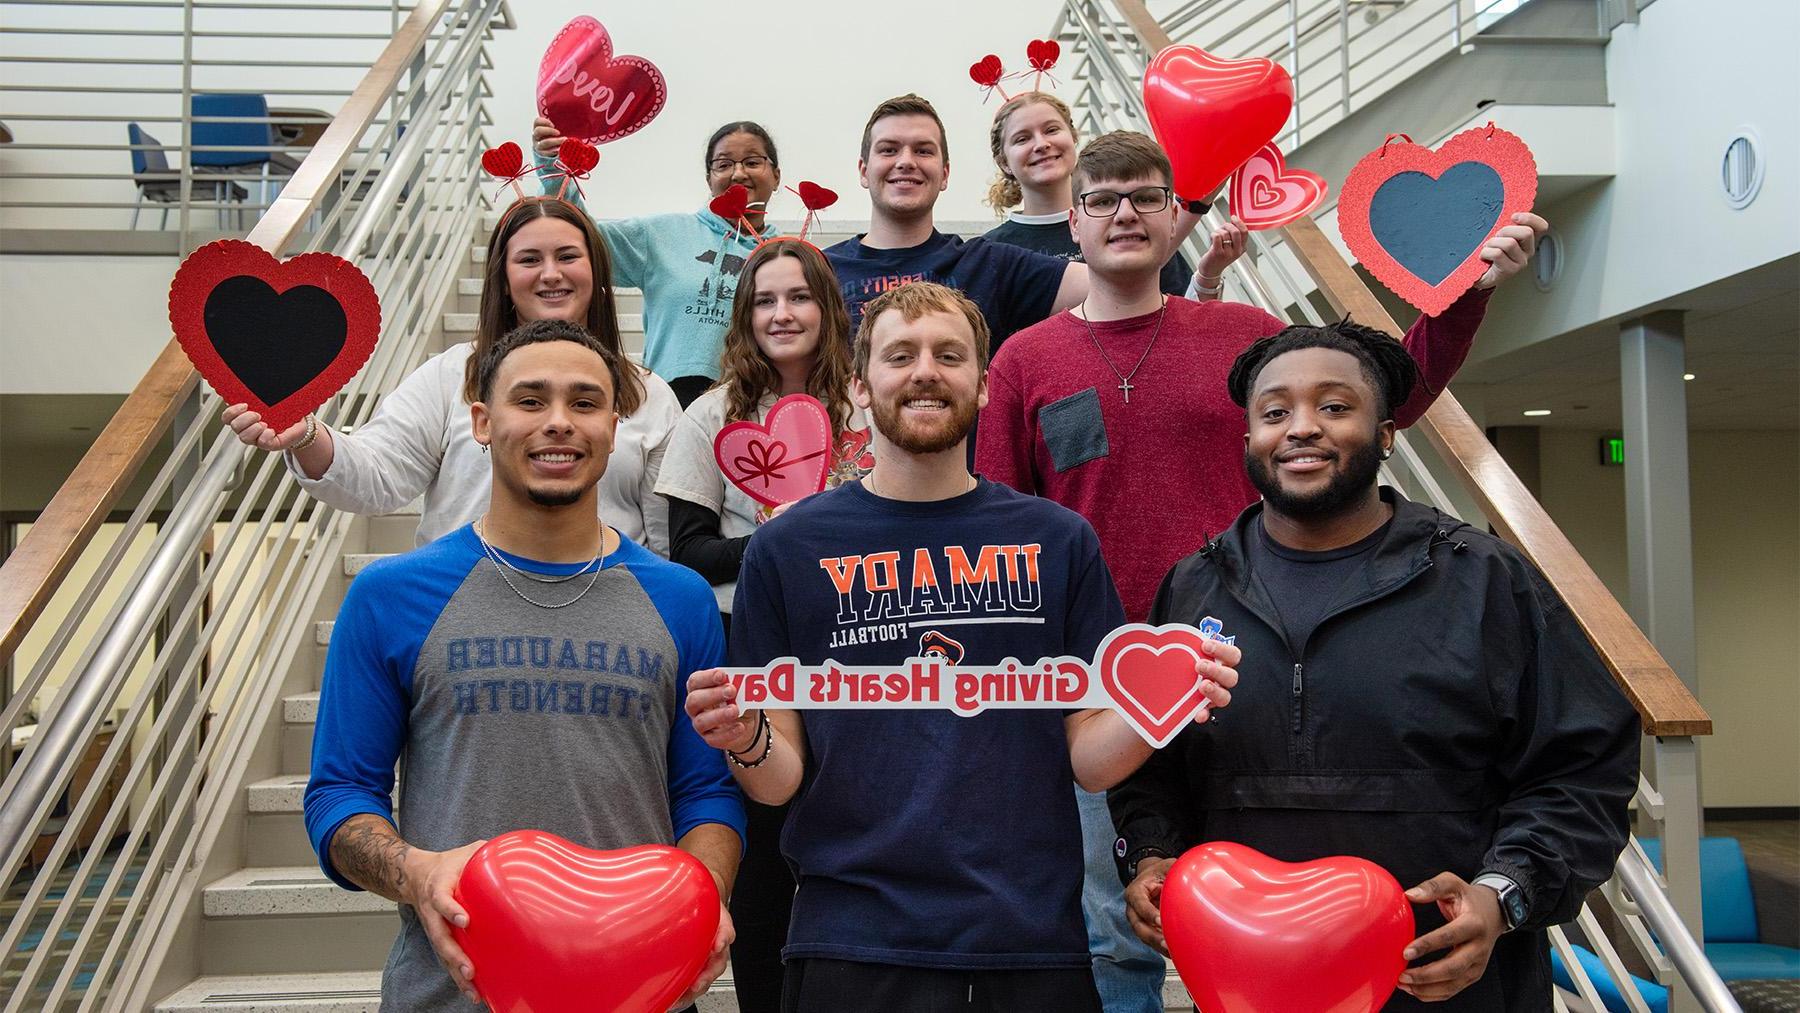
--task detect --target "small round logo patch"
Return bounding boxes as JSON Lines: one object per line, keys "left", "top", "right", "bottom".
{"left": 1114, "top": 837, "right": 1128, "bottom": 858}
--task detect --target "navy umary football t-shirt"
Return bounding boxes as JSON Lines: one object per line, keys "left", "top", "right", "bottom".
{"left": 824, "top": 230, "right": 1067, "bottom": 353}
{"left": 730, "top": 478, "right": 1126, "bottom": 969}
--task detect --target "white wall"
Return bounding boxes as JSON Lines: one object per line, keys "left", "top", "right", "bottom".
{"left": 1534, "top": 428, "right": 1800, "bottom": 809}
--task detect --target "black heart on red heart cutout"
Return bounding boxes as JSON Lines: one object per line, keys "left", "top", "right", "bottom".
{"left": 169, "top": 240, "right": 381, "bottom": 431}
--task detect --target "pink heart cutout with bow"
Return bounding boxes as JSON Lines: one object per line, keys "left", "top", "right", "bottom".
{"left": 714, "top": 394, "right": 833, "bottom": 509}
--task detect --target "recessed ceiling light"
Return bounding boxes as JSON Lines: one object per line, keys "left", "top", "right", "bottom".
{"left": 1523, "top": 409, "right": 1552, "bottom": 417}
{"left": 1684, "top": 373, "right": 1696, "bottom": 381}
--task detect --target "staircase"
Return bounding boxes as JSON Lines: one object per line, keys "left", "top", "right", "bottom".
{"left": 0, "top": 1, "right": 1737, "bottom": 1011}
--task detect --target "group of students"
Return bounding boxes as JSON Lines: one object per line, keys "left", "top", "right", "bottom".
{"left": 224, "top": 87, "right": 1643, "bottom": 1013}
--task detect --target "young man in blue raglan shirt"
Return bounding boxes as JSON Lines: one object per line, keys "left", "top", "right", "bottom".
{"left": 683, "top": 282, "right": 1242, "bottom": 1012}
{"left": 302, "top": 319, "right": 746, "bottom": 1012}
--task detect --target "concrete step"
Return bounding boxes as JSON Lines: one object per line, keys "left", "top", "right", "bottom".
{"left": 313, "top": 621, "right": 333, "bottom": 646}
{"left": 248, "top": 773, "right": 310, "bottom": 813}
{"left": 341, "top": 553, "right": 391, "bottom": 577}
{"left": 281, "top": 691, "right": 318, "bottom": 773}
{"left": 283, "top": 692, "right": 319, "bottom": 725}
{"left": 156, "top": 970, "right": 747, "bottom": 1011}
{"left": 203, "top": 866, "right": 391, "bottom": 918}
{"left": 195, "top": 867, "right": 398, "bottom": 975}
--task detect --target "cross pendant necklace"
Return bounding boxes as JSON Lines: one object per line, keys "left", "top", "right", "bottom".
{"left": 1078, "top": 296, "right": 1168, "bottom": 406}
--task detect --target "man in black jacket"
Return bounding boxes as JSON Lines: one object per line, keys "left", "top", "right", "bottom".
{"left": 1110, "top": 321, "right": 1639, "bottom": 1009}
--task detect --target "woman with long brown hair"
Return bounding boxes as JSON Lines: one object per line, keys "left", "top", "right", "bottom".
{"left": 653, "top": 236, "right": 868, "bottom": 1013}
{"left": 222, "top": 197, "right": 684, "bottom": 554}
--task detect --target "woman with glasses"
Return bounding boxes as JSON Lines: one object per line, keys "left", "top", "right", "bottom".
{"left": 982, "top": 92, "right": 1245, "bottom": 297}
{"left": 533, "top": 117, "right": 785, "bottom": 407}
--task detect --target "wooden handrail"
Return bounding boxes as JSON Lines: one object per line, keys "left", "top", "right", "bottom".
{"left": 0, "top": 0, "right": 453, "bottom": 665}
{"left": 1114, "top": 0, "right": 1709, "bottom": 736}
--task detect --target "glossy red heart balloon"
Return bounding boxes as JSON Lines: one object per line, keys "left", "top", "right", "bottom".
{"left": 969, "top": 54, "right": 1004, "bottom": 88}
{"left": 1162, "top": 842, "right": 1414, "bottom": 1013}
{"left": 537, "top": 16, "right": 667, "bottom": 145}
{"left": 452, "top": 831, "right": 719, "bottom": 1013}
{"left": 1142, "top": 45, "right": 1294, "bottom": 201}
{"left": 481, "top": 141, "right": 524, "bottom": 180}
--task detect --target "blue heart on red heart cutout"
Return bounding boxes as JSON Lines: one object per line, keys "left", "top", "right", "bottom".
{"left": 1338, "top": 125, "right": 1537, "bottom": 316}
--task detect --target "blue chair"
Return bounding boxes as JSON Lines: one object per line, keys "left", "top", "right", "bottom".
{"left": 126, "top": 122, "right": 244, "bottom": 229}
{"left": 1640, "top": 837, "right": 1800, "bottom": 981}
{"left": 1551, "top": 943, "right": 1669, "bottom": 1013}
{"left": 189, "top": 93, "right": 298, "bottom": 225}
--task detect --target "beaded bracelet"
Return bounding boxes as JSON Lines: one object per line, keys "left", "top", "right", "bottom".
{"left": 726, "top": 711, "right": 774, "bottom": 769}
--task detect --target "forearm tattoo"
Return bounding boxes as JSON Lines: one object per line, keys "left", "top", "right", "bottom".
{"left": 329, "top": 814, "right": 412, "bottom": 901}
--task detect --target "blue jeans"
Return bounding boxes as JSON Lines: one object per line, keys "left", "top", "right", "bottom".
{"left": 1076, "top": 786, "right": 1167, "bottom": 1013}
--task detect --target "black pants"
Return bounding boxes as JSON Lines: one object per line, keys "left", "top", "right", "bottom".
{"left": 780, "top": 959, "right": 1102, "bottom": 1013}
{"left": 729, "top": 798, "right": 796, "bottom": 1012}
{"left": 670, "top": 374, "right": 713, "bottom": 408}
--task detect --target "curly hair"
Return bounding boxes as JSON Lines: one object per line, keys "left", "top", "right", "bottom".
{"left": 985, "top": 93, "right": 1078, "bottom": 214}
{"left": 718, "top": 239, "right": 857, "bottom": 436}
{"left": 1226, "top": 319, "right": 1419, "bottom": 419}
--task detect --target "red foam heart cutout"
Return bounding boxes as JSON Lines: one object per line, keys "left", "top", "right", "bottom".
{"left": 557, "top": 137, "right": 598, "bottom": 176}
{"left": 537, "top": 16, "right": 668, "bottom": 145}
{"left": 969, "top": 54, "right": 1004, "bottom": 88}
{"left": 796, "top": 181, "right": 838, "bottom": 212}
{"left": 1337, "top": 125, "right": 1538, "bottom": 317}
{"left": 710, "top": 183, "right": 751, "bottom": 223}
{"left": 1229, "top": 141, "right": 1327, "bottom": 231}
{"left": 1163, "top": 842, "right": 1415, "bottom": 1013}
{"left": 452, "top": 831, "right": 719, "bottom": 1013}
{"left": 481, "top": 141, "right": 523, "bottom": 180}
{"left": 1026, "top": 38, "right": 1061, "bottom": 71}
{"left": 1096, "top": 624, "right": 1211, "bottom": 747}
{"left": 168, "top": 239, "right": 380, "bottom": 433}
{"left": 714, "top": 394, "right": 833, "bottom": 509}
{"left": 1143, "top": 45, "right": 1294, "bottom": 200}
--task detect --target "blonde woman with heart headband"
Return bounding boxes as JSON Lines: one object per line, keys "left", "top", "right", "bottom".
{"left": 531, "top": 116, "right": 787, "bottom": 408}
{"left": 982, "top": 91, "right": 1249, "bottom": 298}
{"left": 223, "top": 196, "right": 686, "bottom": 557}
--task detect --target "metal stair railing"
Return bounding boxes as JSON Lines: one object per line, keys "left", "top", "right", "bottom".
{"left": 0, "top": 1, "right": 513, "bottom": 1008}
{"left": 1055, "top": 2, "right": 1731, "bottom": 1011}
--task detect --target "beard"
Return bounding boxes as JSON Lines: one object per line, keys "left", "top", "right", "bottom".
{"left": 525, "top": 483, "right": 586, "bottom": 508}
{"left": 1245, "top": 436, "right": 1384, "bottom": 520}
{"left": 870, "top": 384, "right": 979, "bottom": 455}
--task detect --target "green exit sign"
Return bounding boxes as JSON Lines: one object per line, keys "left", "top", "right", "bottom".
{"left": 1600, "top": 436, "right": 1625, "bottom": 467}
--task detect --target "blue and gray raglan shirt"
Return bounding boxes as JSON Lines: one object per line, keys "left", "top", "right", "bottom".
{"left": 302, "top": 524, "right": 744, "bottom": 1012}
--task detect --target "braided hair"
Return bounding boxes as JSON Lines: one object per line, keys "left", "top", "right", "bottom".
{"left": 1227, "top": 320, "right": 1420, "bottom": 420}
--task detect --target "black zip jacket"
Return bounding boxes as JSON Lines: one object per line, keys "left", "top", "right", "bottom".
{"left": 1110, "top": 489, "right": 1639, "bottom": 1011}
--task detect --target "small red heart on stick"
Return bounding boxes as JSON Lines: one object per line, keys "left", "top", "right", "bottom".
{"left": 481, "top": 141, "right": 523, "bottom": 179}
{"left": 1026, "top": 39, "right": 1061, "bottom": 71}
{"left": 557, "top": 137, "right": 599, "bottom": 176}
{"left": 710, "top": 183, "right": 751, "bottom": 222}
{"left": 796, "top": 181, "right": 838, "bottom": 212}
{"left": 969, "top": 54, "right": 1004, "bottom": 88}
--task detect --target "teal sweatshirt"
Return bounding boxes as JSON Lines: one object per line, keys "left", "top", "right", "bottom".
{"left": 536, "top": 153, "right": 781, "bottom": 381}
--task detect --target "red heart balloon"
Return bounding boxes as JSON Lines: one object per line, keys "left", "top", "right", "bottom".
{"left": 1229, "top": 141, "right": 1328, "bottom": 231}
{"left": 537, "top": 16, "right": 668, "bottom": 145}
{"left": 969, "top": 54, "right": 1004, "bottom": 88}
{"left": 796, "top": 181, "right": 838, "bottom": 212}
{"left": 556, "top": 137, "right": 599, "bottom": 177}
{"left": 710, "top": 183, "right": 751, "bottom": 223}
{"left": 452, "top": 831, "right": 720, "bottom": 1013}
{"left": 481, "top": 141, "right": 523, "bottom": 180}
{"left": 168, "top": 239, "right": 381, "bottom": 432}
{"left": 1096, "top": 625, "right": 1211, "bottom": 747}
{"left": 1163, "top": 843, "right": 1414, "bottom": 1013}
{"left": 1026, "top": 38, "right": 1061, "bottom": 72}
{"left": 1142, "top": 45, "right": 1294, "bottom": 201}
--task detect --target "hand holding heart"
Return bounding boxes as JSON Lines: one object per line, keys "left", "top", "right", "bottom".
{"left": 1398, "top": 871, "right": 1508, "bottom": 1002}
{"left": 1474, "top": 211, "right": 1549, "bottom": 290}
{"left": 685, "top": 668, "right": 762, "bottom": 754}
{"left": 532, "top": 115, "right": 564, "bottom": 158}
{"left": 222, "top": 402, "right": 313, "bottom": 454}
{"left": 400, "top": 839, "right": 489, "bottom": 1004}
{"left": 1193, "top": 215, "right": 1249, "bottom": 286}
{"left": 1123, "top": 855, "right": 1178, "bottom": 955}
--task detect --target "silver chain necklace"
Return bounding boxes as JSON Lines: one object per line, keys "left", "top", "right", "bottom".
{"left": 474, "top": 519, "right": 608, "bottom": 609}
{"left": 1077, "top": 295, "right": 1168, "bottom": 404}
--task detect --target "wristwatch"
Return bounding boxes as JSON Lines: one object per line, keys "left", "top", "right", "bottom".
{"left": 1181, "top": 197, "right": 1212, "bottom": 215}
{"left": 1122, "top": 844, "right": 1172, "bottom": 881}
{"left": 1474, "top": 873, "right": 1527, "bottom": 931}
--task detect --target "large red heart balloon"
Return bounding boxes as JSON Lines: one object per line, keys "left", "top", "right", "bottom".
{"left": 537, "top": 16, "right": 667, "bottom": 145}
{"left": 1163, "top": 842, "right": 1415, "bottom": 1013}
{"left": 1143, "top": 45, "right": 1294, "bottom": 201}
{"left": 452, "top": 831, "right": 719, "bottom": 1013}
{"left": 168, "top": 239, "right": 380, "bottom": 432}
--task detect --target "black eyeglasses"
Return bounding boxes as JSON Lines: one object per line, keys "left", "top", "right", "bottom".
{"left": 709, "top": 155, "right": 773, "bottom": 175}
{"left": 1077, "top": 186, "right": 1173, "bottom": 217}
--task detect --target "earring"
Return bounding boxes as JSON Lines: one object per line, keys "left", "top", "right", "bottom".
{"left": 1379, "top": 448, "right": 1392, "bottom": 460}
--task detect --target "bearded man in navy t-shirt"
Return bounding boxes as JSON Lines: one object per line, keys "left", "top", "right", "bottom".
{"left": 683, "top": 282, "right": 1241, "bottom": 1012}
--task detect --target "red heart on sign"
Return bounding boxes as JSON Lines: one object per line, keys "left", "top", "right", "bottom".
{"left": 796, "top": 181, "right": 838, "bottom": 212}
{"left": 1096, "top": 624, "right": 1211, "bottom": 747}
{"left": 1162, "top": 843, "right": 1414, "bottom": 1013}
{"left": 452, "top": 831, "right": 719, "bottom": 1013}
{"left": 969, "top": 54, "right": 1004, "bottom": 88}
{"left": 1026, "top": 38, "right": 1061, "bottom": 71}
{"left": 557, "top": 137, "right": 599, "bottom": 176}
{"left": 481, "top": 141, "right": 523, "bottom": 180}
{"left": 1230, "top": 141, "right": 1327, "bottom": 230}
{"left": 168, "top": 240, "right": 380, "bottom": 433}
{"left": 709, "top": 183, "right": 751, "bottom": 223}
{"left": 537, "top": 16, "right": 668, "bottom": 145}
{"left": 1143, "top": 45, "right": 1293, "bottom": 200}
{"left": 714, "top": 393, "right": 833, "bottom": 509}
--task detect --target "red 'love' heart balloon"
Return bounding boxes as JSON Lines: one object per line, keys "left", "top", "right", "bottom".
{"left": 796, "top": 181, "right": 838, "bottom": 212}
{"left": 969, "top": 54, "right": 1004, "bottom": 88}
{"left": 1142, "top": 45, "right": 1294, "bottom": 201}
{"left": 537, "top": 16, "right": 668, "bottom": 145}
{"left": 481, "top": 141, "right": 524, "bottom": 180}
{"left": 1162, "top": 842, "right": 1414, "bottom": 1013}
{"left": 452, "top": 831, "right": 720, "bottom": 1013}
